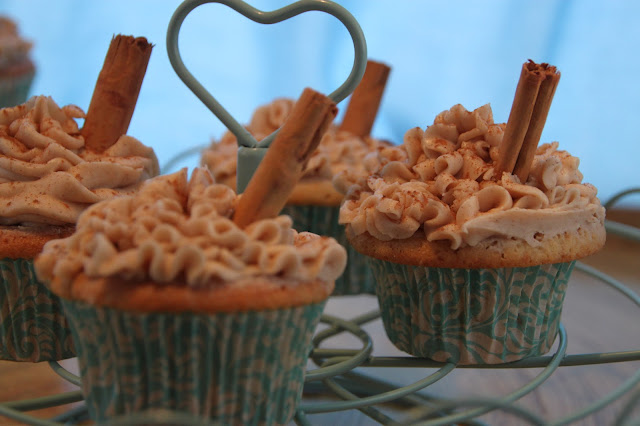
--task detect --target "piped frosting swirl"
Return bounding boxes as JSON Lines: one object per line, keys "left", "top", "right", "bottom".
{"left": 35, "top": 168, "right": 347, "bottom": 288}
{"left": 0, "top": 96, "right": 159, "bottom": 225}
{"left": 339, "top": 104, "right": 604, "bottom": 249}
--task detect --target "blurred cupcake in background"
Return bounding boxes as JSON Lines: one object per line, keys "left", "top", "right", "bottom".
{"left": 0, "top": 15, "right": 35, "bottom": 108}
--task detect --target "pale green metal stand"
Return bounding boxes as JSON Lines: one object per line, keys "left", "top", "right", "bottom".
{"left": 166, "top": 0, "right": 368, "bottom": 192}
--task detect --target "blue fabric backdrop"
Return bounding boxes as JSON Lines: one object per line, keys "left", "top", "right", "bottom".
{"left": 1, "top": 0, "right": 638, "bottom": 205}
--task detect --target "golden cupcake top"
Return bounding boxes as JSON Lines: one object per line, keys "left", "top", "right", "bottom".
{"left": 35, "top": 168, "right": 347, "bottom": 289}
{"left": 339, "top": 103, "right": 605, "bottom": 249}
{"left": 0, "top": 96, "right": 159, "bottom": 226}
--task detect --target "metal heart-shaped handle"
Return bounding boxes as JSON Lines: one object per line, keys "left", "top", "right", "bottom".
{"left": 167, "top": 0, "right": 367, "bottom": 150}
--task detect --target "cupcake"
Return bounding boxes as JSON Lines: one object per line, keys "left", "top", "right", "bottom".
{"left": 0, "top": 16, "right": 35, "bottom": 108}
{"left": 340, "top": 91, "right": 606, "bottom": 364}
{"left": 34, "top": 167, "right": 347, "bottom": 424}
{"left": 0, "top": 34, "right": 156, "bottom": 362}
{"left": 0, "top": 95, "right": 158, "bottom": 362}
{"left": 202, "top": 62, "right": 391, "bottom": 295}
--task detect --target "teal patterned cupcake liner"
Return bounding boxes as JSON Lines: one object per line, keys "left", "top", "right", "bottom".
{"left": 0, "top": 70, "right": 34, "bottom": 108}
{"left": 282, "top": 204, "right": 374, "bottom": 295}
{"left": 369, "top": 259, "right": 575, "bottom": 365}
{"left": 0, "top": 257, "right": 75, "bottom": 362}
{"left": 62, "top": 299, "right": 327, "bottom": 425}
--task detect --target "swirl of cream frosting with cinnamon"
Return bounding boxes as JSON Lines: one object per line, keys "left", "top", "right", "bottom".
{"left": 201, "top": 97, "right": 389, "bottom": 188}
{"left": 0, "top": 96, "right": 159, "bottom": 226}
{"left": 339, "top": 103, "right": 605, "bottom": 249}
{"left": 35, "top": 168, "right": 347, "bottom": 288}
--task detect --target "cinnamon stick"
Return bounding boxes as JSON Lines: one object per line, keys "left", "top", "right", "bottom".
{"left": 494, "top": 61, "right": 545, "bottom": 177}
{"left": 513, "top": 64, "right": 560, "bottom": 182}
{"left": 233, "top": 88, "right": 338, "bottom": 228}
{"left": 81, "top": 35, "right": 153, "bottom": 152}
{"left": 339, "top": 60, "right": 391, "bottom": 137}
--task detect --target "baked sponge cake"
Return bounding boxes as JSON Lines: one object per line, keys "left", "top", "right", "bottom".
{"left": 35, "top": 167, "right": 346, "bottom": 424}
{"left": 340, "top": 102, "right": 605, "bottom": 364}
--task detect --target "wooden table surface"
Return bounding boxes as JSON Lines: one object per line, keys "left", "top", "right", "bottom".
{"left": 1, "top": 209, "right": 639, "bottom": 425}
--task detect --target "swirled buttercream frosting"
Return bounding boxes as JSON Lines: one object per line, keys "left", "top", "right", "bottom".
{"left": 0, "top": 96, "right": 159, "bottom": 226}
{"left": 201, "top": 98, "right": 388, "bottom": 188}
{"left": 35, "top": 168, "right": 347, "bottom": 288}
{"left": 339, "top": 104, "right": 605, "bottom": 249}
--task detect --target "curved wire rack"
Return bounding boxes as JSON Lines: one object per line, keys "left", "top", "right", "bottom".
{"left": 1, "top": 189, "right": 638, "bottom": 425}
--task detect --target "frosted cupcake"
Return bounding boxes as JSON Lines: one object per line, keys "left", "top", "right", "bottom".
{"left": 0, "top": 34, "right": 155, "bottom": 362}
{"left": 35, "top": 167, "right": 346, "bottom": 424}
{"left": 0, "top": 96, "right": 158, "bottom": 362}
{"left": 0, "top": 16, "right": 35, "bottom": 108}
{"left": 340, "top": 101, "right": 606, "bottom": 364}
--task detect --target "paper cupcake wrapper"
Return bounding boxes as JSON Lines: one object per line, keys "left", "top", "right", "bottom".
{"left": 369, "top": 259, "right": 575, "bottom": 365}
{"left": 0, "top": 70, "right": 34, "bottom": 108}
{"left": 0, "top": 257, "right": 75, "bottom": 362}
{"left": 62, "top": 299, "right": 326, "bottom": 425}
{"left": 282, "top": 204, "right": 374, "bottom": 295}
